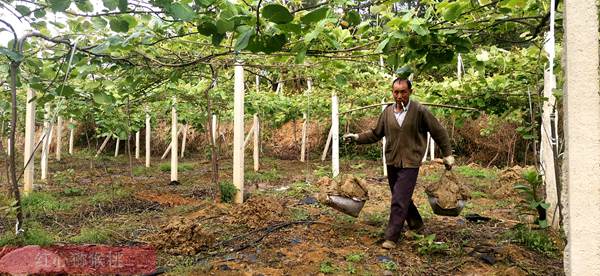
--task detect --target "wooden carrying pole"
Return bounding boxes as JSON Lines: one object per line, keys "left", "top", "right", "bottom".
{"left": 233, "top": 61, "right": 245, "bottom": 204}
{"left": 23, "top": 88, "right": 36, "bottom": 194}
{"left": 381, "top": 98, "right": 387, "bottom": 176}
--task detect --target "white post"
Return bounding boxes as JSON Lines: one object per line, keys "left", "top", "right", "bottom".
{"left": 244, "top": 125, "right": 254, "bottom": 148}
{"left": 255, "top": 75, "right": 260, "bottom": 93}
{"left": 95, "top": 135, "right": 111, "bottom": 157}
{"left": 171, "top": 96, "right": 178, "bottom": 183}
{"left": 145, "top": 108, "right": 151, "bottom": 167}
{"left": 331, "top": 93, "right": 339, "bottom": 178}
{"left": 233, "top": 60, "right": 245, "bottom": 204}
{"left": 55, "top": 116, "right": 63, "bottom": 161}
{"left": 301, "top": 79, "right": 312, "bottom": 163}
{"left": 457, "top": 53, "right": 463, "bottom": 82}
{"left": 114, "top": 138, "right": 120, "bottom": 157}
{"left": 321, "top": 127, "right": 333, "bottom": 161}
{"left": 429, "top": 136, "right": 435, "bottom": 160}
{"left": 135, "top": 131, "right": 140, "bottom": 159}
{"left": 381, "top": 98, "right": 387, "bottom": 176}
{"left": 422, "top": 132, "right": 431, "bottom": 163}
{"left": 68, "top": 118, "right": 75, "bottom": 155}
{"left": 180, "top": 124, "right": 188, "bottom": 158}
{"left": 161, "top": 127, "right": 185, "bottom": 159}
{"left": 564, "top": 0, "right": 600, "bottom": 273}
{"left": 23, "top": 89, "right": 36, "bottom": 194}
{"left": 211, "top": 114, "right": 217, "bottom": 144}
{"left": 41, "top": 103, "right": 51, "bottom": 180}
{"left": 253, "top": 114, "right": 259, "bottom": 172}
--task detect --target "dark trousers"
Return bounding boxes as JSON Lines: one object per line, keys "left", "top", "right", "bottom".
{"left": 384, "top": 166, "right": 422, "bottom": 242}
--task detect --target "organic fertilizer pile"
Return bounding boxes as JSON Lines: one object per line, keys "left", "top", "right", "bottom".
{"left": 426, "top": 171, "right": 471, "bottom": 209}
{"left": 230, "top": 196, "right": 286, "bottom": 229}
{"left": 145, "top": 217, "right": 215, "bottom": 255}
{"left": 315, "top": 174, "right": 369, "bottom": 201}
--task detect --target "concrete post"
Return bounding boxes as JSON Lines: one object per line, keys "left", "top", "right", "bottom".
{"left": 23, "top": 89, "right": 35, "bottom": 195}
{"left": 253, "top": 114, "right": 259, "bottom": 172}
{"left": 171, "top": 96, "right": 178, "bottom": 183}
{"left": 331, "top": 93, "right": 339, "bottom": 178}
{"left": 55, "top": 116, "right": 63, "bottom": 161}
{"left": 145, "top": 108, "right": 151, "bottom": 167}
{"left": 564, "top": 0, "right": 600, "bottom": 273}
{"left": 233, "top": 61, "right": 245, "bottom": 203}
{"left": 41, "top": 103, "right": 51, "bottom": 180}
{"left": 135, "top": 131, "right": 140, "bottom": 159}
{"left": 68, "top": 118, "right": 75, "bottom": 155}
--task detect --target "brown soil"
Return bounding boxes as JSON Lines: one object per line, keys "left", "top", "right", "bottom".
{"left": 266, "top": 120, "right": 327, "bottom": 160}
{"left": 145, "top": 216, "right": 215, "bottom": 255}
{"left": 229, "top": 196, "right": 286, "bottom": 229}
{"left": 315, "top": 174, "right": 369, "bottom": 201}
{"left": 134, "top": 191, "right": 200, "bottom": 207}
{"left": 426, "top": 171, "right": 471, "bottom": 209}
{"left": 492, "top": 165, "right": 526, "bottom": 199}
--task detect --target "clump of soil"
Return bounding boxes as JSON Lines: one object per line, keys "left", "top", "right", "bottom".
{"left": 426, "top": 171, "right": 471, "bottom": 209}
{"left": 146, "top": 217, "right": 215, "bottom": 255}
{"left": 492, "top": 165, "right": 525, "bottom": 198}
{"left": 315, "top": 174, "right": 369, "bottom": 201}
{"left": 134, "top": 191, "right": 199, "bottom": 207}
{"left": 230, "top": 196, "right": 285, "bottom": 229}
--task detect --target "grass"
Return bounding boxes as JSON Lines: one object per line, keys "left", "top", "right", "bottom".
{"left": 70, "top": 226, "right": 113, "bottom": 244}
{"left": 455, "top": 165, "right": 497, "bottom": 179}
{"left": 159, "top": 162, "right": 194, "bottom": 172}
{"left": 289, "top": 207, "right": 310, "bottom": 221}
{"left": 246, "top": 168, "right": 281, "bottom": 183}
{"left": 90, "top": 186, "right": 132, "bottom": 204}
{"left": 345, "top": 252, "right": 365, "bottom": 263}
{"left": 470, "top": 191, "right": 488, "bottom": 199}
{"left": 21, "top": 192, "right": 72, "bottom": 217}
{"left": 420, "top": 171, "right": 442, "bottom": 183}
{"left": 286, "top": 181, "right": 318, "bottom": 198}
{"left": 504, "top": 224, "right": 558, "bottom": 257}
{"left": 363, "top": 212, "right": 387, "bottom": 226}
{"left": 379, "top": 260, "right": 398, "bottom": 271}
{"left": 319, "top": 260, "right": 338, "bottom": 274}
{"left": 220, "top": 180, "right": 238, "bottom": 203}
{"left": 133, "top": 166, "right": 153, "bottom": 176}
{"left": 0, "top": 221, "right": 55, "bottom": 246}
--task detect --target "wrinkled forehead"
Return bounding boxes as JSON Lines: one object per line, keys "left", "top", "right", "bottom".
{"left": 392, "top": 81, "right": 411, "bottom": 91}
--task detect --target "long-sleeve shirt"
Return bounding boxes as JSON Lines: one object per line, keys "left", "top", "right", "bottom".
{"left": 356, "top": 100, "right": 451, "bottom": 168}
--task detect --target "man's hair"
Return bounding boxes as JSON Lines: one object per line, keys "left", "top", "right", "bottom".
{"left": 392, "top": 77, "right": 412, "bottom": 90}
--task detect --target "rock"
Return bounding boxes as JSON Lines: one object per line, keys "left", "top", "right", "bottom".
{"left": 376, "top": 255, "right": 393, "bottom": 263}
{"left": 300, "top": 196, "right": 317, "bottom": 205}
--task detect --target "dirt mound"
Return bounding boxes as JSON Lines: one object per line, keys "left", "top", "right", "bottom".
{"left": 491, "top": 165, "right": 525, "bottom": 198}
{"left": 267, "top": 120, "right": 326, "bottom": 160}
{"left": 135, "top": 191, "right": 199, "bottom": 206}
{"left": 315, "top": 175, "right": 369, "bottom": 201}
{"left": 145, "top": 217, "right": 215, "bottom": 255}
{"left": 426, "top": 171, "right": 471, "bottom": 209}
{"left": 230, "top": 196, "right": 285, "bottom": 229}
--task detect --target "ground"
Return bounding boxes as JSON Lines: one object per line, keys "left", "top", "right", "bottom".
{"left": 0, "top": 152, "right": 564, "bottom": 275}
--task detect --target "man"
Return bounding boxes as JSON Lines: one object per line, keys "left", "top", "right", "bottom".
{"left": 343, "top": 78, "right": 454, "bottom": 249}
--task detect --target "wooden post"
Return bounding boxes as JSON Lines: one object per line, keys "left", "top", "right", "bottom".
{"left": 41, "top": 103, "right": 51, "bottom": 180}
{"left": 564, "top": 0, "right": 600, "bottom": 273}
{"left": 171, "top": 96, "right": 178, "bottom": 183}
{"left": 114, "top": 138, "right": 120, "bottom": 157}
{"left": 95, "top": 135, "right": 111, "bottom": 157}
{"left": 180, "top": 124, "right": 188, "bottom": 158}
{"left": 55, "top": 116, "right": 63, "bottom": 161}
{"left": 145, "top": 108, "right": 151, "bottom": 167}
{"left": 321, "top": 127, "right": 333, "bottom": 161}
{"left": 233, "top": 60, "right": 245, "bottom": 204}
{"left": 331, "top": 93, "right": 339, "bottom": 178}
{"left": 381, "top": 98, "right": 387, "bottom": 176}
{"left": 135, "top": 131, "right": 140, "bottom": 159}
{"left": 23, "top": 88, "right": 35, "bottom": 194}
{"left": 253, "top": 114, "right": 259, "bottom": 172}
{"left": 68, "top": 118, "right": 75, "bottom": 155}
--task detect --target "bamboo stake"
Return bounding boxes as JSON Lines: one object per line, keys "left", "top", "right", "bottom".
{"left": 95, "top": 135, "right": 111, "bottom": 157}
{"left": 253, "top": 114, "right": 259, "bottom": 171}
{"left": 171, "top": 96, "right": 178, "bottom": 183}
{"left": 243, "top": 124, "right": 254, "bottom": 148}
{"left": 233, "top": 60, "right": 245, "bottom": 204}
{"left": 180, "top": 124, "right": 188, "bottom": 158}
{"left": 161, "top": 127, "right": 184, "bottom": 159}
{"left": 23, "top": 88, "right": 35, "bottom": 194}
{"left": 68, "top": 118, "right": 75, "bottom": 155}
{"left": 381, "top": 98, "right": 387, "bottom": 176}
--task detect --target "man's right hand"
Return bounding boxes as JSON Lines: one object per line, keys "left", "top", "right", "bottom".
{"left": 342, "top": 133, "right": 358, "bottom": 141}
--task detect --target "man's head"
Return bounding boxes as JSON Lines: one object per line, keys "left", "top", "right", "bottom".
{"left": 392, "top": 78, "right": 412, "bottom": 106}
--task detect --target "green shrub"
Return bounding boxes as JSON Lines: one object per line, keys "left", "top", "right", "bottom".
{"left": 220, "top": 181, "right": 238, "bottom": 203}
{"left": 319, "top": 260, "right": 338, "bottom": 274}
{"left": 345, "top": 252, "right": 364, "bottom": 263}
{"left": 246, "top": 168, "right": 281, "bottom": 183}
{"left": 63, "top": 187, "right": 84, "bottom": 196}
{"left": 505, "top": 224, "right": 557, "bottom": 256}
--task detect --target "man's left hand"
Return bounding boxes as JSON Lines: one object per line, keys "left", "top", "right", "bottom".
{"left": 443, "top": 155, "right": 455, "bottom": 170}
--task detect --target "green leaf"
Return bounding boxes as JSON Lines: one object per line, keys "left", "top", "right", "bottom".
{"left": 411, "top": 24, "right": 429, "bottom": 36}
{"left": 76, "top": 0, "right": 94, "bottom": 12}
{"left": 195, "top": 0, "right": 215, "bottom": 7}
{"left": 34, "top": 9, "right": 46, "bottom": 18}
{"left": 335, "top": 74, "right": 347, "bottom": 86}
{"left": 443, "top": 2, "right": 463, "bottom": 21}
{"left": 197, "top": 20, "right": 217, "bottom": 36}
{"left": 537, "top": 219, "right": 548, "bottom": 228}
{"left": 278, "top": 23, "right": 301, "bottom": 34}
{"left": 91, "top": 17, "right": 107, "bottom": 28}
{"left": 109, "top": 18, "right": 129, "bottom": 32}
{"left": 212, "top": 33, "right": 225, "bottom": 46}
{"left": 90, "top": 41, "right": 110, "bottom": 54}
{"left": 540, "top": 202, "right": 550, "bottom": 209}
{"left": 502, "top": 0, "right": 527, "bottom": 9}
{"left": 344, "top": 10, "right": 361, "bottom": 26}
{"left": 170, "top": 3, "right": 196, "bottom": 21}
{"left": 264, "top": 34, "right": 287, "bottom": 53}
{"left": 15, "top": 5, "right": 31, "bottom": 16}
{"left": 55, "top": 85, "right": 75, "bottom": 97}
{"left": 216, "top": 18, "right": 234, "bottom": 33}
{"left": 103, "top": 0, "right": 118, "bottom": 10}
{"left": 234, "top": 28, "right": 254, "bottom": 51}
{"left": 118, "top": 0, "right": 128, "bottom": 12}
{"left": 301, "top": 7, "right": 329, "bottom": 25}
{"left": 262, "top": 4, "right": 293, "bottom": 24}
{"left": 93, "top": 92, "right": 113, "bottom": 105}
{"left": 48, "top": 0, "right": 71, "bottom": 12}
{"left": 0, "top": 47, "right": 23, "bottom": 62}
{"left": 375, "top": 37, "right": 389, "bottom": 53}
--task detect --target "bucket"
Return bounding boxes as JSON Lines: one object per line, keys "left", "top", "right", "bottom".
{"left": 324, "top": 195, "right": 366, "bottom": 218}
{"left": 428, "top": 196, "right": 465, "bottom": 217}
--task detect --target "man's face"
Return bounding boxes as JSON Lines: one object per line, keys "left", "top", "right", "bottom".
{"left": 392, "top": 81, "right": 411, "bottom": 106}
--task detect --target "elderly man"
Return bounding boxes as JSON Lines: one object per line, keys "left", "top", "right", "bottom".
{"left": 343, "top": 78, "right": 454, "bottom": 249}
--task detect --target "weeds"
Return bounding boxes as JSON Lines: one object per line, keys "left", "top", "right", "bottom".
{"left": 379, "top": 260, "right": 398, "bottom": 271}
{"left": 319, "top": 260, "right": 338, "bottom": 274}
{"left": 63, "top": 187, "right": 84, "bottom": 196}
{"left": 70, "top": 227, "right": 112, "bottom": 244}
{"left": 411, "top": 233, "right": 449, "bottom": 255}
{"left": 220, "top": 181, "right": 238, "bottom": 203}
{"left": 289, "top": 207, "right": 310, "bottom": 221}
{"left": 455, "top": 166, "right": 497, "bottom": 179}
{"left": 470, "top": 191, "right": 487, "bottom": 199}
{"left": 286, "top": 181, "right": 318, "bottom": 198}
{"left": 53, "top": 169, "right": 75, "bottom": 186}
{"left": 345, "top": 252, "right": 365, "bottom": 263}
{"left": 313, "top": 165, "right": 330, "bottom": 178}
{"left": 514, "top": 169, "right": 550, "bottom": 228}
{"left": 246, "top": 168, "right": 281, "bottom": 183}
{"left": 22, "top": 192, "right": 72, "bottom": 217}
{"left": 364, "top": 212, "right": 387, "bottom": 226}
{"left": 505, "top": 224, "right": 557, "bottom": 256}
{"left": 0, "top": 221, "right": 55, "bottom": 246}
